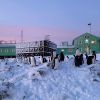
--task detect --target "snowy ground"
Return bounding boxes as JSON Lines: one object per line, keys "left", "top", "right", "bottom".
{"left": 0, "top": 55, "right": 100, "bottom": 100}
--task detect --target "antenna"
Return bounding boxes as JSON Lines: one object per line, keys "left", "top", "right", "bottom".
{"left": 21, "top": 30, "right": 23, "bottom": 43}
{"left": 44, "top": 35, "right": 50, "bottom": 41}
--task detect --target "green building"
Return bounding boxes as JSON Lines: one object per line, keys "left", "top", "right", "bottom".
{"left": 73, "top": 33, "right": 100, "bottom": 54}
{"left": 57, "top": 33, "right": 100, "bottom": 55}
{"left": 0, "top": 43, "right": 16, "bottom": 58}
{"left": 57, "top": 42, "right": 75, "bottom": 55}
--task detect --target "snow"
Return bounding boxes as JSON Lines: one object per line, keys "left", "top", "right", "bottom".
{"left": 97, "top": 54, "right": 100, "bottom": 61}
{"left": 0, "top": 55, "right": 100, "bottom": 100}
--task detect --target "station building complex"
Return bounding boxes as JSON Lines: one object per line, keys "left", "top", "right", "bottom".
{"left": 57, "top": 33, "right": 100, "bottom": 55}
{"left": 0, "top": 41, "right": 16, "bottom": 58}
{"left": 0, "top": 40, "right": 57, "bottom": 58}
{"left": 0, "top": 33, "right": 100, "bottom": 58}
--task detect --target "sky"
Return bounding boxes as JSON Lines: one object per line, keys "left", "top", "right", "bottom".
{"left": 0, "top": 0, "right": 100, "bottom": 44}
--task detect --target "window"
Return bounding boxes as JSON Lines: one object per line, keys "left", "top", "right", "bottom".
{"left": 12, "top": 49, "right": 15, "bottom": 52}
{"left": 84, "top": 35, "right": 89, "bottom": 39}
{"left": 6, "top": 49, "right": 8, "bottom": 53}
{"left": 87, "top": 36, "right": 89, "bottom": 38}
{"left": 80, "top": 41, "right": 82, "bottom": 44}
{"left": 68, "top": 48, "right": 72, "bottom": 52}
{"left": 0, "top": 49, "right": 2, "bottom": 52}
{"left": 80, "top": 48, "right": 82, "bottom": 51}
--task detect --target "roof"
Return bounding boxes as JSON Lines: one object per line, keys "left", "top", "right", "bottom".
{"left": 0, "top": 43, "right": 16, "bottom": 47}
{"left": 73, "top": 33, "right": 100, "bottom": 41}
{"left": 57, "top": 45, "right": 75, "bottom": 48}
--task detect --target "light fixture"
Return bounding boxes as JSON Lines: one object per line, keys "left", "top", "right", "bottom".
{"left": 61, "top": 49, "right": 64, "bottom": 52}
{"left": 91, "top": 41, "right": 95, "bottom": 44}
{"left": 85, "top": 39, "right": 89, "bottom": 43}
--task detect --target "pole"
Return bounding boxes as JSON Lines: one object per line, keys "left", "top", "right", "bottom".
{"left": 90, "top": 23, "right": 91, "bottom": 33}
{"left": 45, "top": 35, "right": 50, "bottom": 41}
{"left": 21, "top": 30, "right": 23, "bottom": 43}
{"left": 88, "top": 23, "right": 92, "bottom": 33}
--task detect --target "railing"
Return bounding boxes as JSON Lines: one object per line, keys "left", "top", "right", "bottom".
{"left": 16, "top": 40, "right": 57, "bottom": 55}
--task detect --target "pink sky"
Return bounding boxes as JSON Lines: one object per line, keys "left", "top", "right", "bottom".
{"left": 0, "top": 25, "right": 82, "bottom": 44}
{"left": 0, "top": 25, "right": 100, "bottom": 45}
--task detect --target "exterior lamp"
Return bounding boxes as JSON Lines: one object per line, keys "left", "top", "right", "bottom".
{"left": 85, "top": 39, "right": 89, "bottom": 43}
{"left": 61, "top": 49, "right": 64, "bottom": 52}
{"left": 91, "top": 41, "right": 95, "bottom": 44}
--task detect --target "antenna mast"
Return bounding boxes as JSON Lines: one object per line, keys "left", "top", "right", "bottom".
{"left": 21, "top": 30, "right": 23, "bottom": 43}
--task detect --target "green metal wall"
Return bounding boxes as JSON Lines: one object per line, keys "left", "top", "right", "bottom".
{"left": 0, "top": 46, "right": 16, "bottom": 57}
{"left": 73, "top": 33, "right": 100, "bottom": 54}
{"left": 57, "top": 48, "right": 75, "bottom": 55}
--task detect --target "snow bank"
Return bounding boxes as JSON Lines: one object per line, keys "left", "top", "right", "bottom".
{"left": 96, "top": 54, "right": 100, "bottom": 61}
{"left": 0, "top": 57, "right": 100, "bottom": 100}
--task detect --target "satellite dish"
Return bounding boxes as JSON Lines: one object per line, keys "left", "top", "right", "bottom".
{"left": 44, "top": 35, "right": 50, "bottom": 41}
